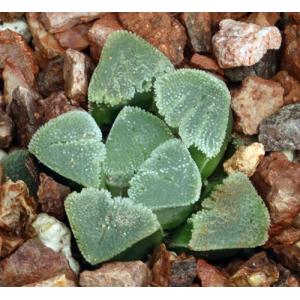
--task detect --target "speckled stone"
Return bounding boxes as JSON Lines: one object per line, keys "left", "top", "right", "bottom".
{"left": 259, "top": 103, "right": 300, "bottom": 151}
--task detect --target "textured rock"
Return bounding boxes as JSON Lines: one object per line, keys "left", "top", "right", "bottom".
{"left": 0, "top": 238, "right": 75, "bottom": 286}
{"left": 251, "top": 152, "right": 300, "bottom": 236}
{"left": 0, "top": 19, "right": 31, "bottom": 42}
{"left": 242, "top": 12, "right": 280, "bottom": 26}
{"left": 268, "top": 226, "right": 300, "bottom": 247}
{"left": 212, "top": 19, "right": 282, "bottom": 69}
{"left": 119, "top": 12, "right": 187, "bottom": 65}
{"left": 224, "top": 50, "right": 279, "bottom": 83}
{"left": 181, "top": 13, "right": 212, "bottom": 53}
{"left": 0, "top": 110, "right": 13, "bottom": 149}
{"left": 63, "top": 48, "right": 95, "bottom": 105}
{"left": 282, "top": 25, "right": 300, "bottom": 81}
{"left": 223, "top": 142, "right": 265, "bottom": 177}
{"left": 88, "top": 13, "right": 123, "bottom": 62}
{"left": 211, "top": 13, "right": 247, "bottom": 29}
{"left": 227, "top": 252, "right": 279, "bottom": 287}
{"left": 36, "top": 92, "right": 81, "bottom": 125}
{"left": 54, "top": 22, "right": 91, "bottom": 51}
{"left": 190, "top": 54, "right": 224, "bottom": 76}
{"left": 40, "top": 12, "right": 105, "bottom": 33}
{"left": 80, "top": 261, "right": 151, "bottom": 287}
{"left": 197, "top": 259, "right": 228, "bottom": 287}
{"left": 27, "top": 12, "right": 64, "bottom": 60}
{"left": 0, "top": 29, "right": 38, "bottom": 88}
{"left": 0, "top": 13, "right": 24, "bottom": 22}
{"left": 0, "top": 232, "right": 23, "bottom": 258}
{"left": 0, "top": 180, "right": 36, "bottom": 237}
{"left": 37, "top": 173, "right": 70, "bottom": 220}
{"left": 286, "top": 13, "right": 300, "bottom": 25}
{"left": 274, "top": 264, "right": 300, "bottom": 287}
{"left": 273, "top": 70, "right": 300, "bottom": 105}
{"left": 37, "top": 56, "right": 65, "bottom": 97}
{"left": 231, "top": 76, "right": 284, "bottom": 135}
{"left": 2, "top": 59, "right": 32, "bottom": 104}
{"left": 9, "top": 86, "right": 40, "bottom": 147}
{"left": 23, "top": 273, "right": 77, "bottom": 287}
{"left": 273, "top": 243, "right": 300, "bottom": 272}
{"left": 259, "top": 104, "right": 300, "bottom": 151}
{"left": 32, "top": 213, "right": 80, "bottom": 274}
{"left": 151, "top": 244, "right": 197, "bottom": 287}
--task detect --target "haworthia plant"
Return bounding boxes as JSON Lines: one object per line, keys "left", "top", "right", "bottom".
{"left": 28, "top": 111, "right": 106, "bottom": 188}
{"left": 170, "top": 173, "right": 270, "bottom": 251}
{"left": 88, "top": 30, "right": 174, "bottom": 107}
{"left": 154, "top": 69, "right": 231, "bottom": 158}
{"left": 1, "top": 149, "right": 38, "bottom": 196}
{"left": 104, "top": 106, "right": 173, "bottom": 189}
{"left": 128, "top": 139, "right": 202, "bottom": 227}
{"left": 65, "top": 188, "right": 161, "bottom": 265}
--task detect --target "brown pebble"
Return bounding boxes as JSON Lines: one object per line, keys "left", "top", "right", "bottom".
{"left": 190, "top": 53, "right": 224, "bottom": 76}
{"left": 0, "top": 110, "right": 13, "bottom": 149}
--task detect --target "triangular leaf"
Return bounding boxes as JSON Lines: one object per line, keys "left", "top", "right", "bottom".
{"left": 65, "top": 188, "right": 161, "bottom": 264}
{"left": 183, "top": 173, "right": 270, "bottom": 251}
{"left": 155, "top": 69, "right": 231, "bottom": 158}
{"left": 28, "top": 111, "right": 106, "bottom": 188}
{"left": 128, "top": 139, "right": 202, "bottom": 211}
{"left": 104, "top": 106, "right": 173, "bottom": 188}
{"left": 88, "top": 30, "right": 174, "bottom": 107}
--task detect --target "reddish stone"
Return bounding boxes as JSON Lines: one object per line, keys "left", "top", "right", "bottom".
{"left": 227, "top": 252, "right": 279, "bottom": 287}
{"left": 36, "top": 92, "right": 81, "bottom": 125}
{"left": 0, "top": 232, "right": 23, "bottom": 258}
{"left": 273, "top": 243, "right": 300, "bottom": 272}
{"left": 88, "top": 13, "right": 123, "bottom": 62}
{"left": 0, "top": 13, "right": 24, "bottom": 22}
{"left": 54, "top": 22, "right": 92, "bottom": 51}
{"left": 286, "top": 13, "right": 300, "bottom": 25}
{"left": 26, "top": 12, "right": 65, "bottom": 60}
{"left": 212, "top": 19, "right": 282, "bottom": 69}
{"left": 9, "top": 87, "right": 40, "bottom": 147}
{"left": 40, "top": 12, "right": 105, "bottom": 33}
{"left": 151, "top": 244, "right": 197, "bottom": 287}
{"left": 119, "top": 12, "right": 187, "bottom": 65}
{"left": 63, "top": 49, "right": 95, "bottom": 105}
{"left": 251, "top": 153, "right": 300, "bottom": 236}
{"left": 181, "top": 13, "right": 212, "bottom": 53}
{"left": 0, "top": 110, "right": 13, "bottom": 148}
{"left": 0, "top": 238, "right": 76, "bottom": 286}
{"left": 282, "top": 25, "right": 300, "bottom": 82}
{"left": 80, "top": 261, "right": 151, "bottom": 287}
{"left": 197, "top": 259, "right": 228, "bottom": 287}
{"left": 0, "top": 29, "right": 38, "bottom": 88}
{"left": 273, "top": 70, "right": 300, "bottom": 105}
{"left": 190, "top": 54, "right": 224, "bottom": 76}
{"left": 242, "top": 13, "right": 280, "bottom": 26}
{"left": 211, "top": 13, "right": 247, "bottom": 29}
{"left": 231, "top": 76, "right": 284, "bottom": 135}
{"left": 37, "top": 173, "right": 71, "bottom": 221}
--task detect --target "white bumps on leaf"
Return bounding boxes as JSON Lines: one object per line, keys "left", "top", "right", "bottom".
{"left": 28, "top": 111, "right": 106, "bottom": 188}
{"left": 88, "top": 30, "right": 174, "bottom": 107}
{"left": 104, "top": 106, "right": 173, "bottom": 188}
{"left": 64, "top": 188, "right": 161, "bottom": 265}
{"left": 128, "top": 139, "right": 202, "bottom": 210}
{"left": 188, "top": 172, "right": 270, "bottom": 251}
{"left": 32, "top": 213, "right": 80, "bottom": 274}
{"left": 154, "top": 69, "right": 231, "bottom": 158}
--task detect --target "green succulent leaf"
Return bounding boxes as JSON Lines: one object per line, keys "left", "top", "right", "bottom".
{"left": 171, "top": 172, "right": 270, "bottom": 251}
{"left": 104, "top": 106, "right": 173, "bottom": 189}
{"left": 28, "top": 111, "right": 106, "bottom": 188}
{"left": 1, "top": 149, "right": 38, "bottom": 196}
{"left": 154, "top": 69, "right": 231, "bottom": 158}
{"left": 128, "top": 139, "right": 202, "bottom": 219}
{"left": 65, "top": 188, "right": 161, "bottom": 265}
{"left": 88, "top": 30, "right": 174, "bottom": 107}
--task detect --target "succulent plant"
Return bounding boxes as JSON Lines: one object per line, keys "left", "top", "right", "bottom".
{"left": 1, "top": 149, "right": 38, "bottom": 196}
{"left": 104, "top": 106, "right": 173, "bottom": 189}
{"left": 28, "top": 111, "right": 106, "bottom": 188}
{"left": 154, "top": 69, "right": 231, "bottom": 159}
{"left": 170, "top": 172, "right": 270, "bottom": 251}
{"left": 128, "top": 139, "right": 202, "bottom": 229}
{"left": 65, "top": 188, "right": 162, "bottom": 265}
{"left": 88, "top": 30, "right": 174, "bottom": 110}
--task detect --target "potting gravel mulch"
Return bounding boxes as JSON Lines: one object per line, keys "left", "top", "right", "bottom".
{"left": 0, "top": 12, "right": 300, "bottom": 287}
